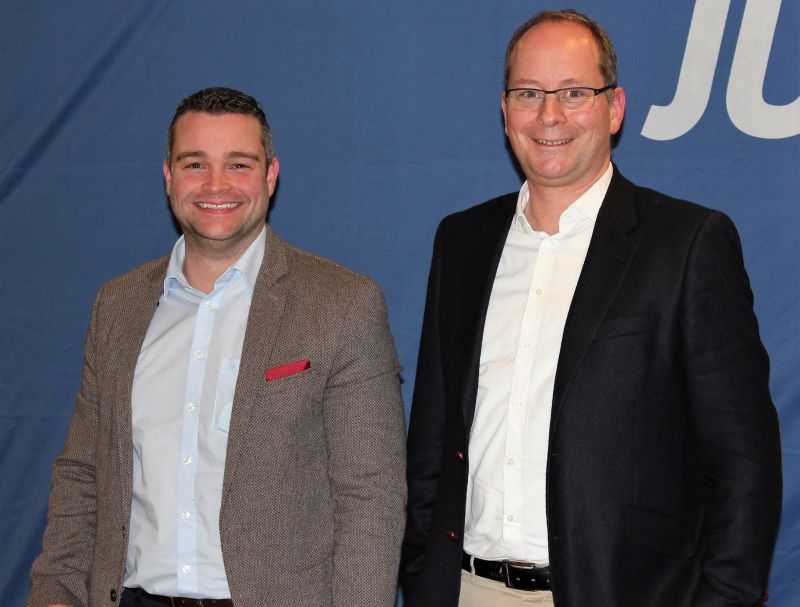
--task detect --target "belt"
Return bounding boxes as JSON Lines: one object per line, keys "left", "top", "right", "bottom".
{"left": 125, "top": 588, "right": 234, "bottom": 607}
{"left": 462, "top": 552, "right": 551, "bottom": 591}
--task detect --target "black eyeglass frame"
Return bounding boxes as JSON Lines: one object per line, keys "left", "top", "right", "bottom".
{"left": 504, "top": 83, "right": 617, "bottom": 101}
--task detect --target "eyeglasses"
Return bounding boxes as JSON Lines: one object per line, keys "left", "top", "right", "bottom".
{"left": 505, "top": 84, "right": 616, "bottom": 111}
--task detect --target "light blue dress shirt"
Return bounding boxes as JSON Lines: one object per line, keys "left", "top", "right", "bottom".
{"left": 124, "top": 228, "right": 266, "bottom": 598}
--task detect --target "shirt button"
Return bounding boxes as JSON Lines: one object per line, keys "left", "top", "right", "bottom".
{"left": 455, "top": 450, "right": 466, "bottom": 462}
{"left": 506, "top": 457, "right": 514, "bottom": 465}
{"left": 194, "top": 351, "right": 203, "bottom": 359}
{"left": 183, "top": 456, "right": 192, "bottom": 465}
{"left": 186, "top": 403, "right": 196, "bottom": 412}
{"left": 535, "top": 288, "right": 543, "bottom": 296}
{"left": 446, "top": 531, "right": 460, "bottom": 542}
{"left": 181, "top": 511, "right": 191, "bottom": 519}
{"left": 515, "top": 401, "right": 523, "bottom": 408}
{"left": 522, "top": 343, "right": 531, "bottom": 350}
{"left": 182, "top": 564, "right": 191, "bottom": 574}
{"left": 507, "top": 514, "right": 514, "bottom": 522}
{"left": 205, "top": 301, "right": 214, "bottom": 309}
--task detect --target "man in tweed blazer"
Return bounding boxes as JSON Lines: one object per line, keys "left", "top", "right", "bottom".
{"left": 28, "top": 87, "right": 406, "bottom": 607}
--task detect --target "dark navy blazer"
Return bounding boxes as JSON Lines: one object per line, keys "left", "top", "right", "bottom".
{"left": 401, "top": 168, "right": 781, "bottom": 607}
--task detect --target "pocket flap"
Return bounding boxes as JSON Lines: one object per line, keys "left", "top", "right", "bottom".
{"left": 624, "top": 504, "right": 699, "bottom": 558}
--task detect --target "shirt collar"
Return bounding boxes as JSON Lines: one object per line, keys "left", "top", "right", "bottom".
{"left": 513, "top": 163, "right": 614, "bottom": 235}
{"left": 163, "top": 226, "right": 267, "bottom": 298}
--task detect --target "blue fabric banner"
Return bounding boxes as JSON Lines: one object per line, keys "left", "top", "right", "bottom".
{"left": 1, "top": 1, "right": 797, "bottom": 604}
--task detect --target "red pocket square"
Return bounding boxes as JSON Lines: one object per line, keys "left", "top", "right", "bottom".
{"left": 264, "top": 359, "right": 311, "bottom": 382}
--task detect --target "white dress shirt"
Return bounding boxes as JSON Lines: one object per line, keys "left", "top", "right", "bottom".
{"left": 124, "top": 227, "right": 266, "bottom": 598}
{"left": 463, "top": 165, "right": 612, "bottom": 563}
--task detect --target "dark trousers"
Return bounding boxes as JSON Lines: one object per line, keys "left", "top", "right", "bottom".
{"left": 120, "top": 587, "right": 234, "bottom": 607}
{"left": 120, "top": 588, "right": 164, "bottom": 607}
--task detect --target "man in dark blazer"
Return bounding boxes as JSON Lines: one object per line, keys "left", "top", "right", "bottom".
{"left": 401, "top": 10, "right": 781, "bottom": 607}
{"left": 28, "top": 87, "right": 406, "bottom": 607}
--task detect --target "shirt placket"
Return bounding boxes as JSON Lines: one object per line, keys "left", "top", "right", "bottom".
{"left": 524, "top": 235, "right": 558, "bottom": 473}
{"left": 175, "top": 288, "right": 222, "bottom": 595}
{"left": 502, "top": 235, "right": 554, "bottom": 543}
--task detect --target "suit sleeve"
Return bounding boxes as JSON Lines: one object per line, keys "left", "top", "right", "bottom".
{"left": 321, "top": 278, "right": 407, "bottom": 607}
{"left": 27, "top": 289, "right": 105, "bottom": 607}
{"left": 681, "top": 212, "right": 782, "bottom": 606}
{"left": 400, "top": 221, "right": 449, "bottom": 603}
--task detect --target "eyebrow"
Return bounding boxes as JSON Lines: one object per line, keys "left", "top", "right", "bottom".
{"left": 174, "top": 150, "right": 262, "bottom": 162}
{"left": 225, "top": 151, "right": 262, "bottom": 162}
{"left": 511, "top": 78, "right": 588, "bottom": 88}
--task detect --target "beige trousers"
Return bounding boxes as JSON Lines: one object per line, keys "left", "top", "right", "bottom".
{"left": 458, "top": 569, "right": 555, "bottom": 607}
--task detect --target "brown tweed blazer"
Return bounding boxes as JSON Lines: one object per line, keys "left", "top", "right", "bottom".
{"left": 28, "top": 225, "right": 407, "bottom": 607}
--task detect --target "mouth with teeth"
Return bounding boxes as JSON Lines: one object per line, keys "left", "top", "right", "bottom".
{"left": 197, "top": 201, "right": 241, "bottom": 210}
{"left": 535, "top": 138, "right": 571, "bottom": 146}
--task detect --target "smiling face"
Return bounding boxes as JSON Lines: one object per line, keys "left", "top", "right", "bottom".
{"left": 164, "top": 111, "right": 279, "bottom": 262}
{"left": 501, "top": 20, "right": 625, "bottom": 197}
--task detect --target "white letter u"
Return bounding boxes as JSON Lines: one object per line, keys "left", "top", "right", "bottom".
{"left": 727, "top": 0, "right": 799, "bottom": 139}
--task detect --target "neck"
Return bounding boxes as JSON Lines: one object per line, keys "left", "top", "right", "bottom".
{"left": 523, "top": 188, "right": 571, "bottom": 235}
{"left": 181, "top": 252, "right": 232, "bottom": 293}
{"left": 524, "top": 163, "right": 610, "bottom": 234}
{"left": 181, "top": 240, "right": 250, "bottom": 294}
{"left": 180, "top": 229, "right": 263, "bottom": 292}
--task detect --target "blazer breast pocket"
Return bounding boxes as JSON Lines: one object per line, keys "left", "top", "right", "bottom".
{"left": 593, "top": 314, "right": 655, "bottom": 341}
{"left": 257, "top": 365, "right": 323, "bottom": 399}
{"left": 252, "top": 366, "right": 326, "bottom": 439}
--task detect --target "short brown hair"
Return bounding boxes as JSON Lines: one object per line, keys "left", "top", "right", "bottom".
{"left": 166, "top": 87, "right": 274, "bottom": 163}
{"left": 504, "top": 9, "right": 618, "bottom": 90}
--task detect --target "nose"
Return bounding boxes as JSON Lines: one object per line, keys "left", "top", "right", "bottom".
{"left": 537, "top": 93, "right": 566, "bottom": 126}
{"left": 204, "top": 167, "right": 231, "bottom": 193}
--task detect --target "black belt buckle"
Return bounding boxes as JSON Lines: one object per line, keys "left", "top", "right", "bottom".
{"left": 502, "top": 560, "right": 551, "bottom": 591}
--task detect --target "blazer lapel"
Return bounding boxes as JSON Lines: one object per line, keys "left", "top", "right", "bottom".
{"left": 112, "top": 257, "right": 168, "bottom": 515}
{"left": 222, "top": 225, "right": 289, "bottom": 497}
{"left": 550, "top": 170, "right": 638, "bottom": 433}
{"left": 453, "top": 196, "right": 516, "bottom": 430}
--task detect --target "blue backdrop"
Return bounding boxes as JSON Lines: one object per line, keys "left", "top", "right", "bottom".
{"left": 1, "top": 0, "right": 797, "bottom": 604}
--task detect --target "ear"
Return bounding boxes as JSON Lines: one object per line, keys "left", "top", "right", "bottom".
{"left": 163, "top": 160, "right": 172, "bottom": 194}
{"left": 500, "top": 90, "right": 509, "bottom": 137}
{"left": 608, "top": 86, "right": 626, "bottom": 135}
{"left": 266, "top": 156, "right": 280, "bottom": 198}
